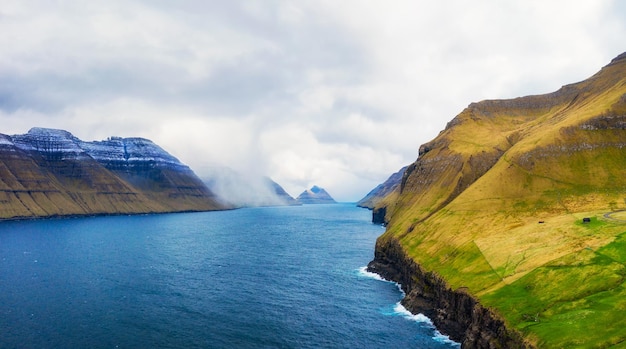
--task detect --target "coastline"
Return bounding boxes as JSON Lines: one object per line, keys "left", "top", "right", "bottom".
{"left": 0, "top": 207, "right": 235, "bottom": 224}
{"left": 359, "top": 266, "right": 461, "bottom": 347}
{"left": 367, "top": 237, "right": 533, "bottom": 349}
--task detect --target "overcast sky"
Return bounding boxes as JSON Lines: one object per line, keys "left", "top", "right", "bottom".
{"left": 1, "top": 1, "right": 624, "bottom": 201}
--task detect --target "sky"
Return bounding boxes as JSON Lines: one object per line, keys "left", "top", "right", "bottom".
{"left": 0, "top": 1, "right": 624, "bottom": 201}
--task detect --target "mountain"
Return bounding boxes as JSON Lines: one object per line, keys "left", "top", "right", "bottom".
{"left": 202, "top": 166, "right": 299, "bottom": 207}
{"left": 367, "top": 52, "right": 626, "bottom": 348}
{"left": 0, "top": 127, "right": 227, "bottom": 220}
{"left": 296, "top": 185, "right": 337, "bottom": 204}
{"left": 356, "top": 165, "right": 408, "bottom": 224}
{"left": 357, "top": 166, "right": 408, "bottom": 210}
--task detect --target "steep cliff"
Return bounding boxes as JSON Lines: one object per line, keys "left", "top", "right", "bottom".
{"left": 369, "top": 52, "right": 626, "bottom": 348}
{"left": 0, "top": 128, "right": 226, "bottom": 219}
{"left": 368, "top": 238, "right": 531, "bottom": 348}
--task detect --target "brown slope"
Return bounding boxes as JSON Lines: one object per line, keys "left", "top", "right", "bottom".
{"left": 381, "top": 52, "right": 626, "bottom": 235}
{"left": 0, "top": 130, "right": 225, "bottom": 220}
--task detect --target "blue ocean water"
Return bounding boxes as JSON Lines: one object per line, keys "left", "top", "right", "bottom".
{"left": 0, "top": 204, "right": 459, "bottom": 348}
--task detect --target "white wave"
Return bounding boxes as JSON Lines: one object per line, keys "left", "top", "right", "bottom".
{"left": 394, "top": 301, "right": 461, "bottom": 347}
{"left": 359, "top": 266, "right": 461, "bottom": 347}
{"left": 393, "top": 302, "right": 433, "bottom": 324}
{"left": 357, "top": 266, "right": 404, "bottom": 294}
{"left": 433, "top": 330, "right": 461, "bottom": 347}
{"left": 357, "top": 266, "right": 386, "bottom": 281}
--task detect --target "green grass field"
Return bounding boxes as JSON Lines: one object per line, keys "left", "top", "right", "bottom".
{"left": 481, "top": 225, "right": 626, "bottom": 348}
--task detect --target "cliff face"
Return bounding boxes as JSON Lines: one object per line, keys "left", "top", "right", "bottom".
{"left": 369, "top": 52, "right": 626, "bottom": 347}
{"left": 368, "top": 238, "right": 531, "bottom": 349}
{"left": 0, "top": 128, "right": 226, "bottom": 219}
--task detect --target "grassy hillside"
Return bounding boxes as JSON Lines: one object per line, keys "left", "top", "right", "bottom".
{"left": 377, "top": 53, "right": 626, "bottom": 347}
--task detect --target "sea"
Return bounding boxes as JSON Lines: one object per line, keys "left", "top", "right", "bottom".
{"left": 0, "top": 203, "right": 460, "bottom": 348}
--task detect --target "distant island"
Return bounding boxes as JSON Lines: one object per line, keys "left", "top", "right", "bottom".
{"left": 296, "top": 185, "right": 337, "bottom": 204}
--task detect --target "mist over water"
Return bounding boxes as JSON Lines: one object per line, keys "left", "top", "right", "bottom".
{"left": 0, "top": 204, "right": 458, "bottom": 348}
{"left": 202, "top": 166, "right": 295, "bottom": 207}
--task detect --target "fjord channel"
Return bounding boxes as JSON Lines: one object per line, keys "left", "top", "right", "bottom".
{"left": 0, "top": 204, "right": 458, "bottom": 348}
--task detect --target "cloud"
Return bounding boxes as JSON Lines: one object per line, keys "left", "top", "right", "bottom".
{"left": 1, "top": 0, "right": 624, "bottom": 201}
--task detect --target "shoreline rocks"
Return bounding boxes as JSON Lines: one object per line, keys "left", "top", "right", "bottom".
{"left": 367, "top": 237, "right": 533, "bottom": 349}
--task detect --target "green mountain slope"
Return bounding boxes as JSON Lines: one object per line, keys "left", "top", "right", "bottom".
{"left": 0, "top": 128, "right": 226, "bottom": 219}
{"left": 372, "top": 53, "right": 626, "bottom": 347}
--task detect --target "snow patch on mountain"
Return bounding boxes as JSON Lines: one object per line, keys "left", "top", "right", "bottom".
{"left": 11, "top": 127, "right": 189, "bottom": 171}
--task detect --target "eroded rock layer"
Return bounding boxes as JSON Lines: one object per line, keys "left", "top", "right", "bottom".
{"left": 0, "top": 128, "right": 225, "bottom": 219}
